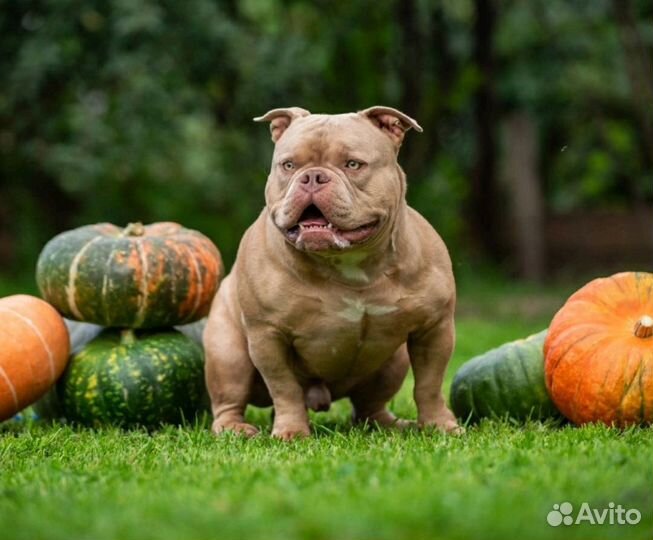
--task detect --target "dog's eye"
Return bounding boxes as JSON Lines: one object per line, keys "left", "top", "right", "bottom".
{"left": 345, "top": 160, "right": 362, "bottom": 170}
{"left": 281, "top": 160, "right": 295, "bottom": 171}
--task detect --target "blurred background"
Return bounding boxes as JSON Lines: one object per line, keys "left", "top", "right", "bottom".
{"left": 0, "top": 0, "right": 651, "bottom": 296}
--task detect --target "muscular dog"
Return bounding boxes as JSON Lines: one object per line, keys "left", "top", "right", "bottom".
{"left": 203, "top": 106, "right": 459, "bottom": 439}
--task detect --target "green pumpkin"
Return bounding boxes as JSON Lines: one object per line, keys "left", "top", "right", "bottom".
{"left": 45, "top": 328, "right": 208, "bottom": 427}
{"left": 36, "top": 222, "right": 223, "bottom": 328}
{"left": 450, "top": 330, "right": 560, "bottom": 423}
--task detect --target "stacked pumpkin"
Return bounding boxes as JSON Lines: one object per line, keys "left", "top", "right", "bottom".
{"left": 451, "top": 271, "right": 653, "bottom": 428}
{"left": 32, "top": 222, "right": 223, "bottom": 427}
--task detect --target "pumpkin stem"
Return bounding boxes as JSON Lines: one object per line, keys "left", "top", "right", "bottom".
{"left": 120, "top": 329, "right": 137, "bottom": 346}
{"left": 634, "top": 315, "right": 653, "bottom": 339}
{"left": 122, "top": 222, "right": 145, "bottom": 237}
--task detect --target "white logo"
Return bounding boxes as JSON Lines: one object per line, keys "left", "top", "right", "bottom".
{"left": 547, "top": 502, "right": 641, "bottom": 527}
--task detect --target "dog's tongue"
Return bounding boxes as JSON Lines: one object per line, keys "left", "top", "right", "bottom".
{"left": 300, "top": 217, "right": 329, "bottom": 226}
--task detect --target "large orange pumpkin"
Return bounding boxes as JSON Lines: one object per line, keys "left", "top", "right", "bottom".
{"left": 0, "top": 295, "right": 70, "bottom": 421}
{"left": 544, "top": 272, "right": 653, "bottom": 426}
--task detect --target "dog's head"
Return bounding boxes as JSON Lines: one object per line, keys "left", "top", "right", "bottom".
{"left": 256, "top": 106, "right": 422, "bottom": 253}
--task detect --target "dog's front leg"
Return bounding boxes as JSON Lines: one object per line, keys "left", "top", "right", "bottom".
{"left": 248, "top": 327, "right": 310, "bottom": 440}
{"left": 407, "top": 309, "right": 461, "bottom": 433}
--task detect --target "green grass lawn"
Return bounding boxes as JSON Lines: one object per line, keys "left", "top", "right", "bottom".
{"left": 1, "top": 276, "right": 652, "bottom": 540}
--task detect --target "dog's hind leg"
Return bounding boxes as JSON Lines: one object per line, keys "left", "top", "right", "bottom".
{"left": 349, "top": 344, "right": 411, "bottom": 429}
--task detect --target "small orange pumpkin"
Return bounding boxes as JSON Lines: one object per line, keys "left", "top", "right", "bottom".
{"left": 544, "top": 272, "right": 653, "bottom": 426}
{"left": 0, "top": 295, "right": 70, "bottom": 421}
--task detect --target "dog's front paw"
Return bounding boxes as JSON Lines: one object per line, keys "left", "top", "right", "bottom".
{"left": 355, "top": 409, "right": 415, "bottom": 431}
{"left": 421, "top": 419, "right": 465, "bottom": 434}
{"left": 272, "top": 423, "right": 311, "bottom": 440}
{"left": 212, "top": 419, "right": 259, "bottom": 437}
{"left": 419, "top": 413, "right": 465, "bottom": 435}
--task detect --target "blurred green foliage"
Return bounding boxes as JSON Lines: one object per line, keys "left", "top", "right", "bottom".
{"left": 0, "top": 0, "right": 651, "bottom": 275}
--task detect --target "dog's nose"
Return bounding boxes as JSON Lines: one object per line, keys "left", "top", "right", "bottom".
{"left": 299, "top": 169, "right": 331, "bottom": 191}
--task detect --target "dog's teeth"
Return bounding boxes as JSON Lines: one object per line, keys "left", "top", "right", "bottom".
{"left": 298, "top": 222, "right": 333, "bottom": 231}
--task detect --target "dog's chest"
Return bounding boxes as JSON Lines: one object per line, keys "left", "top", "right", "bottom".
{"left": 290, "top": 293, "right": 418, "bottom": 381}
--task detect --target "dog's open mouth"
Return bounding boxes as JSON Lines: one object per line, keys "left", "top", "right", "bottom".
{"left": 285, "top": 204, "right": 379, "bottom": 249}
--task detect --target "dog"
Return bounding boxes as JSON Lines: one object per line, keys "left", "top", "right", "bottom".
{"left": 203, "top": 106, "right": 459, "bottom": 439}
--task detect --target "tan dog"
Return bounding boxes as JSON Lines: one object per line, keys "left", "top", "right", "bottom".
{"left": 203, "top": 106, "right": 459, "bottom": 439}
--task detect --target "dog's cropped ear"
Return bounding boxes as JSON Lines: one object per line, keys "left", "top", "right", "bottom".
{"left": 254, "top": 107, "right": 311, "bottom": 143}
{"left": 359, "top": 106, "right": 423, "bottom": 147}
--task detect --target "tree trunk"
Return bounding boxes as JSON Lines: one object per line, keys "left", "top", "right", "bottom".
{"left": 502, "top": 112, "right": 545, "bottom": 281}
{"left": 396, "top": 4, "right": 458, "bottom": 184}
{"left": 396, "top": 0, "right": 426, "bottom": 180}
{"left": 612, "top": 0, "right": 653, "bottom": 169}
{"left": 470, "top": 0, "right": 502, "bottom": 258}
{"left": 397, "top": 0, "right": 423, "bottom": 120}
{"left": 0, "top": 187, "right": 13, "bottom": 268}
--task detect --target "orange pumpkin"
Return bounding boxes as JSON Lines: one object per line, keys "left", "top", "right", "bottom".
{"left": 0, "top": 295, "right": 70, "bottom": 421}
{"left": 544, "top": 272, "right": 653, "bottom": 426}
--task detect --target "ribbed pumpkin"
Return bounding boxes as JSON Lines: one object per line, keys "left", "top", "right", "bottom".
{"left": 451, "top": 331, "right": 560, "bottom": 422}
{"left": 0, "top": 295, "right": 69, "bottom": 421}
{"left": 36, "top": 222, "right": 223, "bottom": 328}
{"left": 544, "top": 272, "right": 653, "bottom": 427}
{"left": 52, "top": 328, "right": 207, "bottom": 427}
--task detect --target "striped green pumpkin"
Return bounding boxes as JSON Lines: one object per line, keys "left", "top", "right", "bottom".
{"left": 51, "top": 328, "right": 207, "bottom": 427}
{"left": 450, "top": 330, "right": 560, "bottom": 423}
{"left": 36, "top": 222, "right": 223, "bottom": 328}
